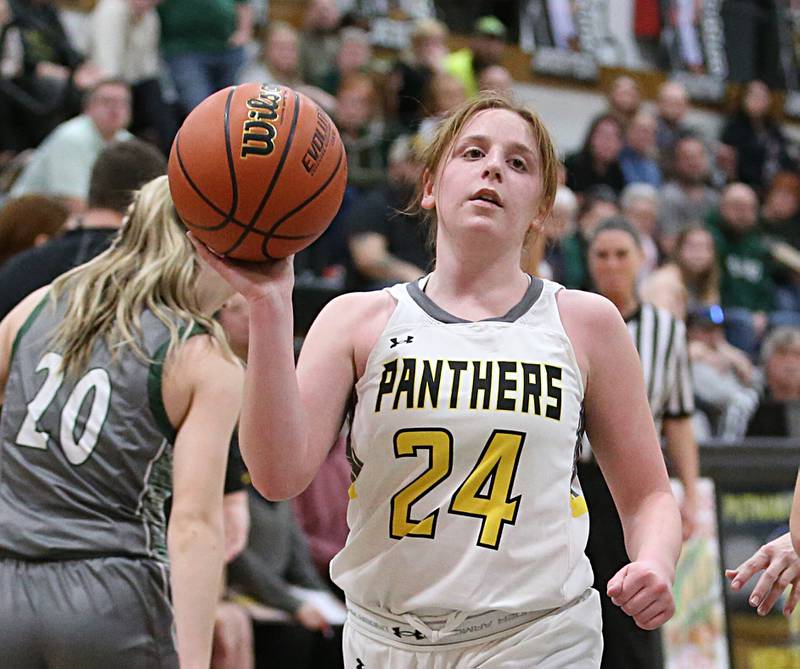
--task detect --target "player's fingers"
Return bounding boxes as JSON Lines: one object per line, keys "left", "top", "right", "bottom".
{"left": 751, "top": 558, "right": 800, "bottom": 613}
{"left": 617, "top": 588, "right": 657, "bottom": 617}
{"left": 728, "top": 552, "right": 770, "bottom": 590}
{"left": 607, "top": 566, "right": 627, "bottom": 598}
{"left": 784, "top": 582, "right": 800, "bottom": 616}
{"left": 637, "top": 602, "right": 673, "bottom": 630}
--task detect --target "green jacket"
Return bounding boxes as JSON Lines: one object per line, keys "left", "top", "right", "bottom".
{"left": 706, "top": 210, "right": 776, "bottom": 312}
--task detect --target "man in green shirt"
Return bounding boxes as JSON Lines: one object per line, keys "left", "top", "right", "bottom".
{"left": 158, "top": 0, "right": 252, "bottom": 114}
{"left": 444, "top": 15, "right": 507, "bottom": 98}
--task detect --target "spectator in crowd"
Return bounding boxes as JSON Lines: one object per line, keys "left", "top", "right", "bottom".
{"left": 620, "top": 182, "right": 660, "bottom": 277}
{"left": 641, "top": 223, "right": 721, "bottom": 320}
{"left": 0, "top": 0, "right": 24, "bottom": 158}
{"left": 658, "top": 135, "right": 720, "bottom": 254}
{"left": 88, "top": 0, "right": 177, "bottom": 153}
{"left": 0, "top": 194, "right": 68, "bottom": 265}
{"left": 318, "top": 26, "right": 372, "bottom": 97}
{"left": 655, "top": 80, "right": 692, "bottom": 162}
{"left": 761, "top": 171, "right": 800, "bottom": 312}
{"left": 720, "top": 80, "right": 795, "bottom": 195}
{"left": 388, "top": 17, "right": 449, "bottom": 132}
{"left": 344, "top": 134, "right": 430, "bottom": 291}
{"left": 445, "top": 15, "right": 507, "bottom": 97}
{"left": 157, "top": 0, "right": 252, "bottom": 116}
{"left": 721, "top": 0, "right": 783, "bottom": 88}
{"left": 5, "top": 0, "right": 104, "bottom": 148}
{"left": 707, "top": 182, "right": 778, "bottom": 354}
{"left": 619, "top": 109, "right": 661, "bottom": 187}
{"left": 561, "top": 184, "right": 620, "bottom": 290}
{"left": 477, "top": 63, "right": 513, "bottom": 97}
{"left": 299, "top": 0, "right": 341, "bottom": 88}
{"left": 762, "top": 171, "right": 800, "bottom": 250}
{"left": 583, "top": 217, "right": 699, "bottom": 669}
{"left": 334, "top": 73, "right": 388, "bottom": 190}
{"left": 417, "top": 71, "right": 468, "bottom": 143}
{"left": 564, "top": 113, "right": 626, "bottom": 196}
{"left": 0, "top": 138, "right": 164, "bottom": 320}
{"left": 537, "top": 184, "right": 578, "bottom": 283}
{"left": 747, "top": 326, "right": 800, "bottom": 437}
{"left": 686, "top": 306, "right": 760, "bottom": 441}
{"left": 606, "top": 75, "right": 641, "bottom": 128}
{"left": 237, "top": 20, "right": 334, "bottom": 113}
{"left": 9, "top": 78, "right": 133, "bottom": 212}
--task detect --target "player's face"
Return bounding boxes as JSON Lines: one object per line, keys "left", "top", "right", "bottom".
{"left": 588, "top": 229, "right": 642, "bottom": 298}
{"left": 422, "top": 109, "right": 544, "bottom": 251}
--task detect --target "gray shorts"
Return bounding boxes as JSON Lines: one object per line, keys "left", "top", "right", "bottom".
{"left": 0, "top": 556, "right": 178, "bottom": 669}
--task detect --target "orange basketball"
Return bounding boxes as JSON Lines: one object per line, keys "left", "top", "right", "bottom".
{"left": 167, "top": 83, "right": 348, "bottom": 260}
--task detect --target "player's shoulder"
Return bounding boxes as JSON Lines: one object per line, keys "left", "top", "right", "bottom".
{"left": 315, "top": 288, "right": 397, "bottom": 328}
{"left": 556, "top": 288, "right": 623, "bottom": 330}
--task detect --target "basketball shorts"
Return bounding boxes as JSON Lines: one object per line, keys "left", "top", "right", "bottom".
{"left": 343, "top": 588, "right": 603, "bottom": 668}
{"left": 0, "top": 555, "right": 178, "bottom": 669}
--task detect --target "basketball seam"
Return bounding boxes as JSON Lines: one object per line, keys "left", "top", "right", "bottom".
{"left": 220, "top": 91, "right": 302, "bottom": 256}
{"left": 260, "top": 145, "right": 346, "bottom": 259}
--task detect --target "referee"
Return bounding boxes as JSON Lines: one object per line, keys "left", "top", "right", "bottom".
{"left": 579, "top": 218, "right": 699, "bottom": 669}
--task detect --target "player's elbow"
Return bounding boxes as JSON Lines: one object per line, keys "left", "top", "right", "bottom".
{"left": 167, "top": 509, "right": 224, "bottom": 554}
{"left": 250, "top": 471, "right": 306, "bottom": 501}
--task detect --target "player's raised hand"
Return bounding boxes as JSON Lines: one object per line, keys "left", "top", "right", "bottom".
{"left": 726, "top": 532, "right": 800, "bottom": 617}
{"left": 607, "top": 559, "right": 675, "bottom": 630}
{"left": 188, "top": 232, "right": 295, "bottom": 303}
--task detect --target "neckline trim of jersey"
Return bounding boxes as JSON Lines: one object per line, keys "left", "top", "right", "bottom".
{"left": 406, "top": 274, "right": 545, "bottom": 324}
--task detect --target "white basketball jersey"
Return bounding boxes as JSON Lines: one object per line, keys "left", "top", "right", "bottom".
{"left": 330, "top": 277, "right": 593, "bottom": 616}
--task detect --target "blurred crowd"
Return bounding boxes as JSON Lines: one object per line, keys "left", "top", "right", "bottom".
{"left": 2, "top": 1, "right": 800, "bottom": 666}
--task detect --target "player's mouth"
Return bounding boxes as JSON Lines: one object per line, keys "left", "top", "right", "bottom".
{"left": 469, "top": 189, "right": 503, "bottom": 207}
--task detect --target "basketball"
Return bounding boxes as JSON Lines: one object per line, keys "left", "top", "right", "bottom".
{"left": 167, "top": 83, "right": 348, "bottom": 260}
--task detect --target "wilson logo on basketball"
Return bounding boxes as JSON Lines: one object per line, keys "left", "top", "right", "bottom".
{"left": 301, "top": 107, "right": 332, "bottom": 175}
{"left": 240, "top": 84, "right": 282, "bottom": 158}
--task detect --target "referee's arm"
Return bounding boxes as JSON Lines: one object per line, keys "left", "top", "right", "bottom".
{"left": 662, "top": 318, "right": 699, "bottom": 541}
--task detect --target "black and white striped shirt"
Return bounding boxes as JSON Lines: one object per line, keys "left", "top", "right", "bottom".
{"left": 625, "top": 302, "right": 694, "bottom": 432}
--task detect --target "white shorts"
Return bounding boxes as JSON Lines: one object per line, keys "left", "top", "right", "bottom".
{"left": 343, "top": 589, "right": 602, "bottom": 668}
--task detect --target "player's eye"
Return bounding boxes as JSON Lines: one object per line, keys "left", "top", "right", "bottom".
{"left": 509, "top": 157, "right": 528, "bottom": 172}
{"left": 464, "top": 147, "right": 484, "bottom": 159}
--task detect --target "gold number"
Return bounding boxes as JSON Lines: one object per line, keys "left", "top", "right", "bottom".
{"left": 448, "top": 430, "right": 525, "bottom": 549}
{"left": 389, "top": 429, "right": 453, "bottom": 539}
{"left": 389, "top": 429, "right": 525, "bottom": 549}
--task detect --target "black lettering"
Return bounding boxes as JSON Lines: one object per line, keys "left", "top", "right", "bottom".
{"left": 496, "top": 361, "right": 517, "bottom": 411}
{"left": 521, "top": 363, "right": 542, "bottom": 415}
{"left": 545, "top": 365, "right": 562, "bottom": 420}
{"left": 375, "top": 359, "right": 397, "bottom": 411}
{"left": 393, "top": 358, "right": 417, "bottom": 410}
{"left": 448, "top": 360, "right": 468, "bottom": 408}
{"left": 241, "top": 141, "right": 272, "bottom": 157}
{"left": 418, "top": 360, "right": 443, "bottom": 408}
{"left": 470, "top": 360, "right": 492, "bottom": 410}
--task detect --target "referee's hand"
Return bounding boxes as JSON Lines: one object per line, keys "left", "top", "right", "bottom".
{"left": 607, "top": 560, "right": 675, "bottom": 630}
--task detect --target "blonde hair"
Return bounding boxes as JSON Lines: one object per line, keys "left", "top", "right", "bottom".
{"left": 49, "top": 175, "right": 231, "bottom": 377}
{"left": 412, "top": 93, "right": 559, "bottom": 252}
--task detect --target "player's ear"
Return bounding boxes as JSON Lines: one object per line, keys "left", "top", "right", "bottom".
{"left": 421, "top": 168, "right": 435, "bottom": 211}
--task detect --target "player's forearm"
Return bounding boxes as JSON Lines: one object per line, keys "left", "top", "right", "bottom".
{"left": 239, "top": 294, "right": 313, "bottom": 498}
{"left": 621, "top": 489, "right": 682, "bottom": 580}
{"left": 168, "top": 515, "right": 225, "bottom": 669}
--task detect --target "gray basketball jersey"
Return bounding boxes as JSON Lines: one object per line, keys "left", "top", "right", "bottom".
{"left": 0, "top": 293, "right": 191, "bottom": 563}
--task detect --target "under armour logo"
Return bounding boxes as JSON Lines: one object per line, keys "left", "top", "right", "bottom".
{"left": 391, "top": 626, "right": 426, "bottom": 639}
{"left": 390, "top": 336, "right": 414, "bottom": 348}
{"left": 355, "top": 660, "right": 365, "bottom": 669}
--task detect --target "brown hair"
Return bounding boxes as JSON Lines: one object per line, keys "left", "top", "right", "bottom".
{"left": 0, "top": 195, "right": 68, "bottom": 264}
{"left": 412, "top": 93, "right": 559, "bottom": 252}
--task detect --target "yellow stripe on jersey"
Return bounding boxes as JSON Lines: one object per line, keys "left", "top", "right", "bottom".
{"left": 570, "top": 493, "right": 588, "bottom": 518}
{"left": 348, "top": 482, "right": 358, "bottom": 500}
